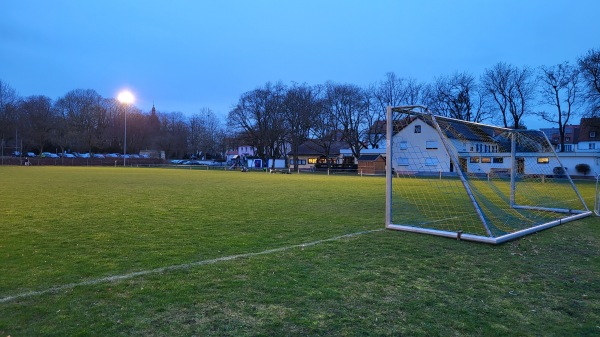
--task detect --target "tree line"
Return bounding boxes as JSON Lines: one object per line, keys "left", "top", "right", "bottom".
{"left": 228, "top": 48, "right": 600, "bottom": 170}
{"left": 0, "top": 87, "right": 227, "bottom": 159}
{"left": 1, "top": 48, "right": 599, "bottom": 164}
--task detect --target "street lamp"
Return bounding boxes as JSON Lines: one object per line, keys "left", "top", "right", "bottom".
{"left": 117, "top": 90, "right": 134, "bottom": 166}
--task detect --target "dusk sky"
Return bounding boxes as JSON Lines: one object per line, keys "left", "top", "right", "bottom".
{"left": 1, "top": 0, "right": 599, "bottom": 129}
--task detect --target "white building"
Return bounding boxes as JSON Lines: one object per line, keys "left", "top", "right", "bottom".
{"left": 356, "top": 115, "right": 600, "bottom": 177}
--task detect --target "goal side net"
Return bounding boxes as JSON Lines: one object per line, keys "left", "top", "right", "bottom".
{"left": 385, "top": 106, "right": 593, "bottom": 244}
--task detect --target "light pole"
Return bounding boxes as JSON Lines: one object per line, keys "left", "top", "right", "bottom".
{"left": 117, "top": 91, "right": 134, "bottom": 166}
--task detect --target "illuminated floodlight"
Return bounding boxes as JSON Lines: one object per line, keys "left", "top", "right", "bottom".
{"left": 117, "top": 90, "right": 135, "bottom": 104}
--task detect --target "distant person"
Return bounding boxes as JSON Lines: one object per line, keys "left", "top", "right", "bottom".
{"left": 24, "top": 157, "right": 30, "bottom": 166}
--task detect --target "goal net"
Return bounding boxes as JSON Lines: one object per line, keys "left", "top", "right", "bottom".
{"left": 385, "top": 106, "right": 593, "bottom": 244}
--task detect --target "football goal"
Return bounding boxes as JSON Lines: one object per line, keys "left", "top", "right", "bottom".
{"left": 385, "top": 106, "right": 593, "bottom": 244}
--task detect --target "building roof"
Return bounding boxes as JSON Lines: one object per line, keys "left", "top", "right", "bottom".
{"left": 578, "top": 117, "right": 600, "bottom": 142}
{"left": 357, "top": 154, "right": 384, "bottom": 161}
{"left": 395, "top": 115, "right": 502, "bottom": 143}
{"left": 292, "top": 140, "right": 347, "bottom": 156}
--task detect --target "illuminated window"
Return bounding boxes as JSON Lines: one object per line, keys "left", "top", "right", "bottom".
{"left": 481, "top": 157, "right": 491, "bottom": 163}
{"left": 308, "top": 158, "right": 317, "bottom": 164}
{"left": 537, "top": 157, "right": 549, "bottom": 164}
{"left": 470, "top": 157, "right": 480, "bottom": 163}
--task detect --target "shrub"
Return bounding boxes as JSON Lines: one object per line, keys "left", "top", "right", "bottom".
{"left": 575, "top": 163, "right": 591, "bottom": 176}
{"left": 553, "top": 166, "right": 565, "bottom": 177}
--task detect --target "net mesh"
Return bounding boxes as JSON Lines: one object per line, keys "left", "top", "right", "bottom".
{"left": 389, "top": 110, "right": 589, "bottom": 238}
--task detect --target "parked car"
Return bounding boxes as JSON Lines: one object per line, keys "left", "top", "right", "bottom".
{"left": 62, "top": 153, "right": 76, "bottom": 158}
{"left": 41, "top": 152, "right": 59, "bottom": 158}
{"left": 26, "top": 152, "right": 36, "bottom": 157}
{"left": 93, "top": 154, "right": 105, "bottom": 158}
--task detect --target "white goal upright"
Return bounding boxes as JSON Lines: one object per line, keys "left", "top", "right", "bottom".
{"left": 385, "top": 106, "right": 593, "bottom": 244}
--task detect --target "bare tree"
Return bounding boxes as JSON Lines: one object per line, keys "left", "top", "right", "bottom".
{"left": 537, "top": 62, "right": 581, "bottom": 151}
{"left": 481, "top": 63, "right": 536, "bottom": 128}
{"left": 368, "top": 74, "right": 426, "bottom": 148}
{"left": 54, "top": 89, "right": 107, "bottom": 153}
{"left": 0, "top": 80, "right": 20, "bottom": 153}
{"left": 283, "top": 83, "right": 321, "bottom": 171}
{"left": 309, "top": 95, "right": 339, "bottom": 164}
{"left": 19, "top": 95, "right": 56, "bottom": 154}
{"left": 228, "top": 82, "right": 287, "bottom": 168}
{"left": 425, "top": 72, "right": 487, "bottom": 123}
{"left": 189, "top": 107, "right": 224, "bottom": 159}
{"left": 578, "top": 48, "right": 600, "bottom": 116}
{"left": 325, "top": 82, "right": 369, "bottom": 159}
{"left": 156, "top": 111, "right": 189, "bottom": 159}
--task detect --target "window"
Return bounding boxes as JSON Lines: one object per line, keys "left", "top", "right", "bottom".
{"left": 397, "top": 157, "right": 409, "bottom": 166}
{"left": 425, "top": 158, "right": 438, "bottom": 166}
{"left": 470, "top": 157, "right": 480, "bottom": 163}
{"left": 565, "top": 137, "right": 571, "bottom": 142}
{"left": 563, "top": 144, "right": 573, "bottom": 152}
{"left": 399, "top": 141, "right": 408, "bottom": 150}
{"left": 481, "top": 157, "right": 491, "bottom": 163}
{"left": 590, "top": 143, "right": 596, "bottom": 150}
{"left": 414, "top": 125, "right": 421, "bottom": 133}
{"left": 591, "top": 131, "right": 597, "bottom": 138}
{"left": 291, "top": 159, "right": 306, "bottom": 165}
{"left": 425, "top": 141, "right": 438, "bottom": 149}
{"left": 537, "top": 157, "right": 549, "bottom": 164}
{"left": 308, "top": 158, "right": 317, "bottom": 164}
{"left": 493, "top": 157, "right": 504, "bottom": 163}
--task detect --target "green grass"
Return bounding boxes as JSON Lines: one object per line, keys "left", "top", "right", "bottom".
{"left": 0, "top": 166, "right": 599, "bottom": 336}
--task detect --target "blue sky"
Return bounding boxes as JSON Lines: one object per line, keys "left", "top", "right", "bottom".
{"left": 1, "top": 0, "right": 599, "bottom": 129}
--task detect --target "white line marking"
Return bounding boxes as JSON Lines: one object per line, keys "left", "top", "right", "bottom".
{"left": 0, "top": 229, "right": 383, "bottom": 303}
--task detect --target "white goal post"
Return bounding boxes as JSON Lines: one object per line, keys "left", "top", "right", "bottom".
{"left": 596, "top": 174, "right": 600, "bottom": 216}
{"left": 385, "top": 106, "right": 593, "bottom": 244}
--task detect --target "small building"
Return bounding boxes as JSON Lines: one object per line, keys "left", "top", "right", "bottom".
{"left": 287, "top": 139, "right": 350, "bottom": 171}
{"left": 357, "top": 154, "right": 386, "bottom": 175}
{"left": 139, "top": 150, "right": 165, "bottom": 159}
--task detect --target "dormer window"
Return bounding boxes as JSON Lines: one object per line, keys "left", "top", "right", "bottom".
{"left": 414, "top": 125, "right": 421, "bottom": 133}
{"left": 565, "top": 137, "right": 570, "bottom": 142}
{"left": 591, "top": 131, "right": 597, "bottom": 138}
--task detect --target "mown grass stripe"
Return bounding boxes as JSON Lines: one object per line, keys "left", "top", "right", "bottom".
{"left": 0, "top": 229, "right": 383, "bottom": 303}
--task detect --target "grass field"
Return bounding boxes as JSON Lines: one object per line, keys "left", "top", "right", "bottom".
{"left": 0, "top": 166, "right": 599, "bottom": 336}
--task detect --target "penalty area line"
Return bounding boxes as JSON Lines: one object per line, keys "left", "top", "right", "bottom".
{"left": 0, "top": 228, "right": 383, "bottom": 304}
